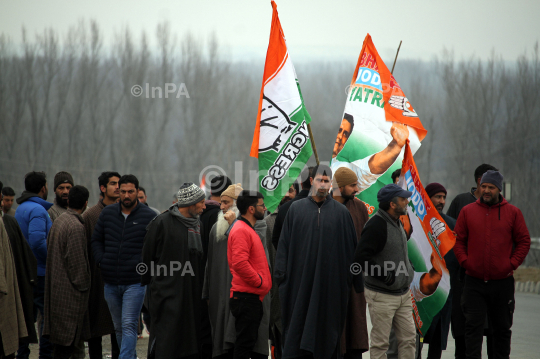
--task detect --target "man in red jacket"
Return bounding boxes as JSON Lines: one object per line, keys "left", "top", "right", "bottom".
{"left": 227, "top": 190, "right": 272, "bottom": 359}
{"left": 454, "top": 170, "right": 530, "bottom": 359}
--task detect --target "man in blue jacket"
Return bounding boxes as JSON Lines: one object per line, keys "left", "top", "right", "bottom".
{"left": 15, "top": 171, "right": 54, "bottom": 359}
{"left": 92, "top": 174, "right": 156, "bottom": 359}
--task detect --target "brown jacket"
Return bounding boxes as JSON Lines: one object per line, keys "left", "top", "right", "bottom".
{"left": 48, "top": 199, "right": 68, "bottom": 223}
{"left": 82, "top": 200, "right": 115, "bottom": 337}
{"left": 341, "top": 197, "right": 370, "bottom": 355}
{"left": 43, "top": 209, "right": 91, "bottom": 346}
{"left": 0, "top": 217, "right": 28, "bottom": 356}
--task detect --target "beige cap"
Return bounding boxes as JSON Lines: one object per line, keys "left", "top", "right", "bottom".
{"left": 334, "top": 167, "right": 358, "bottom": 188}
{"left": 221, "top": 183, "right": 243, "bottom": 200}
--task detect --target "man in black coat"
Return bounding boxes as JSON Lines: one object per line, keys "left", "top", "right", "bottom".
{"left": 275, "top": 165, "right": 357, "bottom": 359}
{"left": 1, "top": 205, "right": 38, "bottom": 345}
{"left": 141, "top": 183, "right": 207, "bottom": 359}
{"left": 271, "top": 166, "right": 313, "bottom": 250}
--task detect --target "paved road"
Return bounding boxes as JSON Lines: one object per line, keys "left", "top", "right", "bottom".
{"left": 28, "top": 292, "right": 538, "bottom": 358}
{"left": 366, "top": 291, "right": 540, "bottom": 359}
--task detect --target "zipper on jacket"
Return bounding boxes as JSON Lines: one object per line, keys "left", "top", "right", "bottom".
{"left": 117, "top": 215, "right": 127, "bottom": 284}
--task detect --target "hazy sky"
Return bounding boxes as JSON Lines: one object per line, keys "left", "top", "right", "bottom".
{"left": 2, "top": 0, "right": 539, "bottom": 63}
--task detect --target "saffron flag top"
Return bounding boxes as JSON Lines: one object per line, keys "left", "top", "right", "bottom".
{"left": 398, "top": 141, "right": 456, "bottom": 334}
{"left": 250, "top": 0, "right": 313, "bottom": 213}
{"left": 330, "top": 34, "right": 426, "bottom": 216}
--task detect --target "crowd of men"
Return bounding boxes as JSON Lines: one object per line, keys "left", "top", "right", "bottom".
{"left": 0, "top": 162, "right": 531, "bottom": 359}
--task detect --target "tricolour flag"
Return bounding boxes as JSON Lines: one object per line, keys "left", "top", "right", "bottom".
{"left": 398, "top": 141, "right": 456, "bottom": 334}
{"left": 250, "top": 1, "right": 313, "bottom": 213}
{"left": 330, "top": 34, "right": 426, "bottom": 216}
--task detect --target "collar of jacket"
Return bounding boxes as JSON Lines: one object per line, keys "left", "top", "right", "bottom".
{"left": 238, "top": 216, "right": 254, "bottom": 229}
{"left": 27, "top": 196, "right": 54, "bottom": 210}
{"left": 376, "top": 208, "right": 401, "bottom": 229}
{"left": 66, "top": 208, "right": 84, "bottom": 224}
{"left": 308, "top": 194, "right": 333, "bottom": 207}
{"left": 113, "top": 200, "right": 143, "bottom": 216}
{"left": 476, "top": 195, "right": 507, "bottom": 209}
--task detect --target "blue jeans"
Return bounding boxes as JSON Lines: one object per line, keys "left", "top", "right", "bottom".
{"left": 104, "top": 283, "right": 146, "bottom": 359}
{"left": 17, "top": 276, "right": 53, "bottom": 359}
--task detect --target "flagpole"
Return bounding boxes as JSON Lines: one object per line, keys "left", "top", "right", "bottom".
{"left": 307, "top": 124, "right": 320, "bottom": 165}
{"left": 390, "top": 40, "right": 402, "bottom": 74}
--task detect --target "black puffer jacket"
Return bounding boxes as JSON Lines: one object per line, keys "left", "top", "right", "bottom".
{"left": 91, "top": 201, "right": 156, "bottom": 285}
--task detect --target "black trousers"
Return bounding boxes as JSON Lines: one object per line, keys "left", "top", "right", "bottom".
{"left": 461, "top": 275, "right": 514, "bottom": 359}
{"left": 52, "top": 344, "right": 75, "bottom": 359}
{"left": 229, "top": 292, "right": 263, "bottom": 359}
{"left": 87, "top": 334, "right": 120, "bottom": 359}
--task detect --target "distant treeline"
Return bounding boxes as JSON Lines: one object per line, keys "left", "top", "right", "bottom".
{"left": 1, "top": 21, "right": 538, "bottom": 236}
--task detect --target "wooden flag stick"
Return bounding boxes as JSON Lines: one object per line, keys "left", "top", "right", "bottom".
{"left": 307, "top": 123, "right": 320, "bottom": 165}
{"left": 391, "top": 40, "right": 402, "bottom": 74}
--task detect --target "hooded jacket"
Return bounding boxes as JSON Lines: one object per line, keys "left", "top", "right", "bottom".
{"left": 15, "top": 191, "right": 53, "bottom": 276}
{"left": 454, "top": 196, "right": 530, "bottom": 281}
{"left": 91, "top": 201, "right": 156, "bottom": 285}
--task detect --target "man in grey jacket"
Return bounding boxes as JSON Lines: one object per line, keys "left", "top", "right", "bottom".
{"left": 354, "top": 184, "right": 415, "bottom": 359}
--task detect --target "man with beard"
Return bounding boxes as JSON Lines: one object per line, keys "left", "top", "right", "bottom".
{"left": 82, "top": 171, "right": 121, "bottom": 359}
{"left": 354, "top": 184, "right": 416, "bottom": 359}
{"left": 272, "top": 167, "right": 313, "bottom": 250}
{"left": 92, "top": 174, "right": 155, "bottom": 359}
{"left": 227, "top": 190, "right": 272, "bottom": 359}
{"left": 15, "top": 171, "right": 53, "bottom": 359}
{"left": 416, "top": 183, "right": 457, "bottom": 359}
{"left": 43, "top": 186, "right": 91, "bottom": 359}
{"left": 275, "top": 165, "right": 357, "bottom": 359}
{"left": 331, "top": 115, "right": 410, "bottom": 194}
{"left": 332, "top": 167, "right": 369, "bottom": 358}
{"left": 203, "top": 184, "right": 271, "bottom": 359}
{"left": 48, "top": 171, "right": 74, "bottom": 222}
{"left": 446, "top": 163, "right": 498, "bottom": 359}
{"left": 141, "top": 183, "right": 207, "bottom": 359}
{"left": 454, "top": 171, "right": 530, "bottom": 359}
{"left": 199, "top": 175, "right": 232, "bottom": 359}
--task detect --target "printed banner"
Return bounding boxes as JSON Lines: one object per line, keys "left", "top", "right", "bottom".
{"left": 250, "top": 0, "right": 313, "bottom": 213}
{"left": 398, "top": 141, "right": 456, "bottom": 334}
{"left": 330, "top": 34, "right": 427, "bottom": 216}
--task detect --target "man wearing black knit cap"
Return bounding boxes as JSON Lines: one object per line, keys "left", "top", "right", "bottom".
{"left": 454, "top": 170, "right": 531, "bottom": 359}
{"left": 48, "top": 171, "right": 75, "bottom": 222}
{"left": 142, "top": 182, "right": 207, "bottom": 358}
{"left": 417, "top": 183, "right": 457, "bottom": 359}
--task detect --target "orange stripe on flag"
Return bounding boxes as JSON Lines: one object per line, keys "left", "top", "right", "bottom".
{"left": 250, "top": 0, "right": 289, "bottom": 158}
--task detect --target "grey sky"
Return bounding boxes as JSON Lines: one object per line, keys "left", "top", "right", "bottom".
{"left": 2, "top": 0, "right": 539, "bottom": 63}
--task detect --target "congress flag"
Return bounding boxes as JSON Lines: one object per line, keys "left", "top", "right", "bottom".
{"left": 250, "top": 1, "right": 313, "bottom": 213}
{"left": 330, "top": 34, "right": 426, "bottom": 216}
{"left": 398, "top": 141, "right": 456, "bottom": 334}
